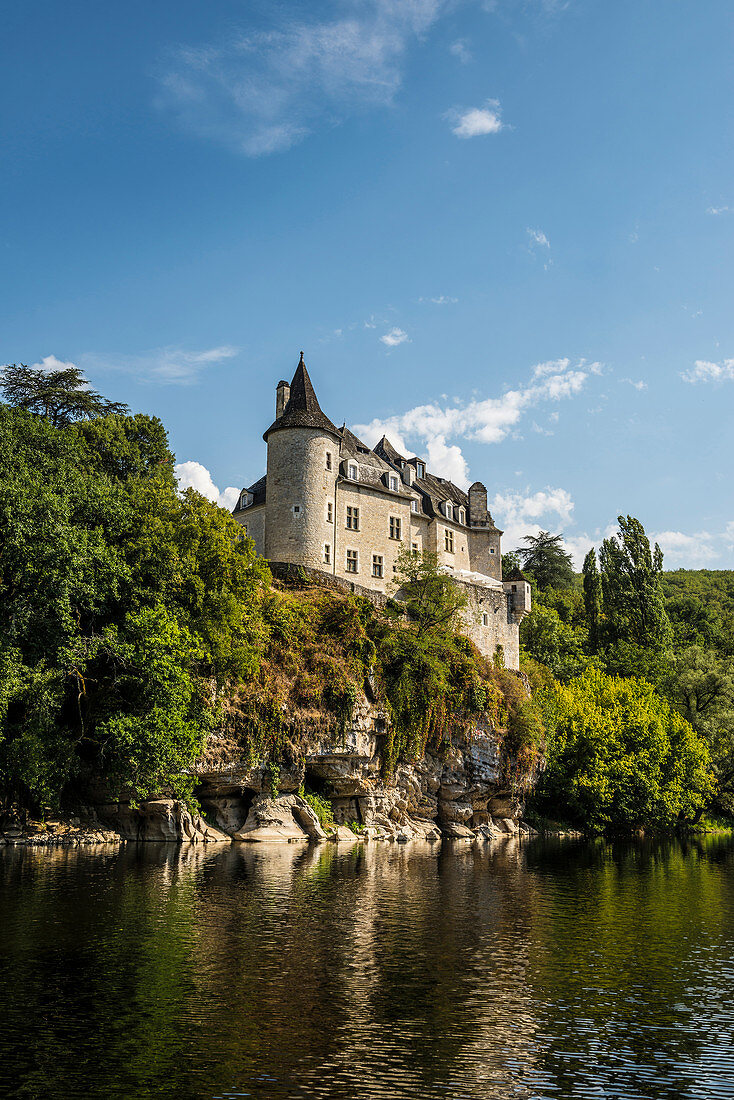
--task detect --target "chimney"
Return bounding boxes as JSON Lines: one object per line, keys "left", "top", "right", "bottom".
{"left": 276, "top": 379, "right": 290, "bottom": 419}
{"left": 468, "top": 482, "right": 489, "bottom": 526}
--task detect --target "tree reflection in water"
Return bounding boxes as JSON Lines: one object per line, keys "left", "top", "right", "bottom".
{"left": 1, "top": 834, "right": 733, "bottom": 1099}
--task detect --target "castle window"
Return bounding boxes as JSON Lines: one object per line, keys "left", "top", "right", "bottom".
{"left": 410, "top": 500, "right": 419, "bottom": 513}
{"left": 326, "top": 452, "right": 332, "bottom": 471}
{"left": 482, "top": 613, "right": 489, "bottom": 626}
{"left": 458, "top": 508, "right": 465, "bottom": 525}
{"left": 372, "top": 555, "right": 383, "bottom": 578}
{"left": 346, "top": 549, "right": 358, "bottom": 574}
{"left": 240, "top": 491, "right": 251, "bottom": 510}
{"left": 346, "top": 506, "right": 359, "bottom": 530}
{"left": 445, "top": 529, "right": 454, "bottom": 553}
{"left": 389, "top": 475, "right": 399, "bottom": 492}
{"left": 292, "top": 505, "right": 302, "bottom": 516}
{"left": 348, "top": 462, "right": 358, "bottom": 481}
{"left": 412, "top": 542, "right": 418, "bottom": 556}
{"left": 512, "top": 584, "right": 517, "bottom": 592}
{"left": 327, "top": 502, "right": 333, "bottom": 523}
{"left": 324, "top": 543, "right": 331, "bottom": 565}
{"left": 416, "top": 462, "right": 425, "bottom": 479}
{"left": 389, "top": 516, "right": 401, "bottom": 540}
{"left": 490, "top": 547, "right": 495, "bottom": 554}
{"left": 445, "top": 502, "right": 453, "bottom": 521}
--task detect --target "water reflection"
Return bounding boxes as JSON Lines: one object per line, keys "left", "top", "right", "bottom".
{"left": 1, "top": 836, "right": 733, "bottom": 1099}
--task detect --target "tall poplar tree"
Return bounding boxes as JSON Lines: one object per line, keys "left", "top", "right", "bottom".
{"left": 582, "top": 548, "right": 603, "bottom": 652}
{"left": 598, "top": 515, "right": 672, "bottom": 649}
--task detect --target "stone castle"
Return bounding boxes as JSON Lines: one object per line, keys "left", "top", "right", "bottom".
{"left": 232, "top": 354, "right": 530, "bottom": 669}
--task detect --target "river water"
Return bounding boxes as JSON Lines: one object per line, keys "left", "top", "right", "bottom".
{"left": 1, "top": 836, "right": 733, "bottom": 1100}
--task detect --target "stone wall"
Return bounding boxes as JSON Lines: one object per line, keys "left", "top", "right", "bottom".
{"left": 235, "top": 503, "right": 266, "bottom": 557}
{"left": 460, "top": 583, "right": 520, "bottom": 670}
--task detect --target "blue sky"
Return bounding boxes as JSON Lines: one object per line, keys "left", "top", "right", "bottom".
{"left": 2, "top": 0, "right": 733, "bottom": 566}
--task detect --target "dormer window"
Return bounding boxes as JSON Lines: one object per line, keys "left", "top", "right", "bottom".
{"left": 415, "top": 462, "right": 425, "bottom": 479}
{"left": 348, "top": 462, "right": 358, "bottom": 481}
{"left": 458, "top": 508, "right": 465, "bottom": 525}
{"left": 445, "top": 502, "right": 453, "bottom": 521}
{"left": 389, "top": 475, "right": 399, "bottom": 492}
{"left": 240, "top": 491, "right": 252, "bottom": 510}
{"left": 410, "top": 500, "right": 419, "bottom": 513}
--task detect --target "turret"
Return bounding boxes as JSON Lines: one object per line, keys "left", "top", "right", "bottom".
{"left": 263, "top": 353, "right": 341, "bottom": 569}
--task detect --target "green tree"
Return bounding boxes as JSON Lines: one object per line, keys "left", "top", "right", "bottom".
{"left": 582, "top": 548, "right": 603, "bottom": 652}
{"left": 662, "top": 646, "right": 734, "bottom": 813}
{"left": 0, "top": 403, "right": 269, "bottom": 809}
{"left": 520, "top": 605, "right": 587, "bottom": 681}
{"left": 501, "top": 551, "right": 521, "bottom": 577}
{"left": 1, "top": 362, "right": 128, "bottom": 427}
{"left": 535, "top": 668, "right": 713, "bottom": 831}
{"left": 515, "top": 530, "right": 575, "bottom": 590}
{"left": 599, "top": 515, "right": 672, "bottom": 649}
{"left": 391, "top": 546, "right": 468, "bottom": 638}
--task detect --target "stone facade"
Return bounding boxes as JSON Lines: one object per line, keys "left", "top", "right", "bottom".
{"left": 233, "top": 354, "right": 530, "bottom": 668}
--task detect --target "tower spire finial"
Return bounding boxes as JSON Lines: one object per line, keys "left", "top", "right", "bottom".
{"left": 299, "top": 350, "right": 304, "bottom": 364}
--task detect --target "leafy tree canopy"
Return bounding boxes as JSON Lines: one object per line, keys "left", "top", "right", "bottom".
{"left": 1, "top": 362, "right": 129, "bottom": 427}
{"left": 515, "top": 530, "right": 575, "bottom": 590}
{"left": 599, "top": 515, "right": 672, "bottom": 650}
{"left": 535, "top": 668, "right": 713, "bottom": 831}
{"left": 391, "top": 547, "right": 468, "bottom": 638}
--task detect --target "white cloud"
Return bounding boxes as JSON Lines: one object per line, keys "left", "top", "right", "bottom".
{"left": 419, "top": 295, "right": 458, "bottom": 305}
{"left": 491, "top": 487, "right": 575, "bottom": 554}
{"left": 353, "top": 358, "right": 597, "bottom": 488}
{"left": 88, "top": 345, "right": 238, "bottom": 385}
{"left": 448, "top": 99, "right": 504, "bottom": 138}
{"left": 681, "top": 358, "right": 734, "bottom": 384}
{"left": 157, "top": 1, "right": 451, "bottom": 156}
{"left": 30, "top": 354, "right": 80, "bottom": 373}
{"left": 380, "top": 327, "right": 410, "bottom": 347}
{"left": 707, "top": 205, "right": 729, "bottom": 215}
{"left": 449, "top": 38, "right": 472, "bottom": 64}
{"left": 652, "top": 530, "right": 718, "bottom": 568}
{"left": 527, "top": 227, "right": 550, "bottom": 249}
{"left": 174, "top": 460, "right": 240, "bottom": 510}
{"left": 621, "top": 377, "right": 647, "bottom": 391}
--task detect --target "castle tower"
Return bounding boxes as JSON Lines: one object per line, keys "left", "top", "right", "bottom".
{"left": 263, "top": 353, "right": 341, "bottom": 569}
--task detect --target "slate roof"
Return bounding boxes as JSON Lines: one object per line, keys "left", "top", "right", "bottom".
{"left": 339, "top": 426, "right": 414, "bottom": 498}
{"left": 263, "top": 354, "right": 341, "bottom": 441}
{"left": 374, "top": 436, "right": 479, "bottom": 521}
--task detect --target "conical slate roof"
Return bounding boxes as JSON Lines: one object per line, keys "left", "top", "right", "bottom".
{"left": 263, "top": 353, "right": 340, "bottom": 441}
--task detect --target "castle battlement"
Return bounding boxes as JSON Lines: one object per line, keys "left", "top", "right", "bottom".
{"left": 232, "top": 354, "right": 530, "bottom": 668}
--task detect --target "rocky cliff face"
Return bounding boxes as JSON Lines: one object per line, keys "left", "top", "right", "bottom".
{"left": 187, "top": 695, "right": 537, "bottom": 845}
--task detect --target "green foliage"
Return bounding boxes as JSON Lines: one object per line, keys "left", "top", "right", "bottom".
{"left": 501, "top": 551, "right": 520, "bottom": 578}
{"left": 599, "top": 515, "right": 672, "bottom": 650}
{"left": 0, "top": 400, "right": 268, "bottom": 809}
{"left": 515, "top": 530, "right": 575, "bottom": 590}
{"left": 520, "top": 605, "right": 588, "bottom": 681}
{"left": 298, "top": 785, "right": 335, "bottom": 830}
{"left": 390, "top": 546, "right": 468, "bottom": 637}
{"left": 534, "top": 668, "right": 714, "bottom": 832}
{"left": 582, "top": 548, "right": 603, "bottom": 652}
{"left": 1, "top": 362, "right": 128, "bottom": 427}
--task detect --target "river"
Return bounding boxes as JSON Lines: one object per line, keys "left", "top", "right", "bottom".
{"left": 1, "top": 836, "right": 733, "bottom": 1100}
